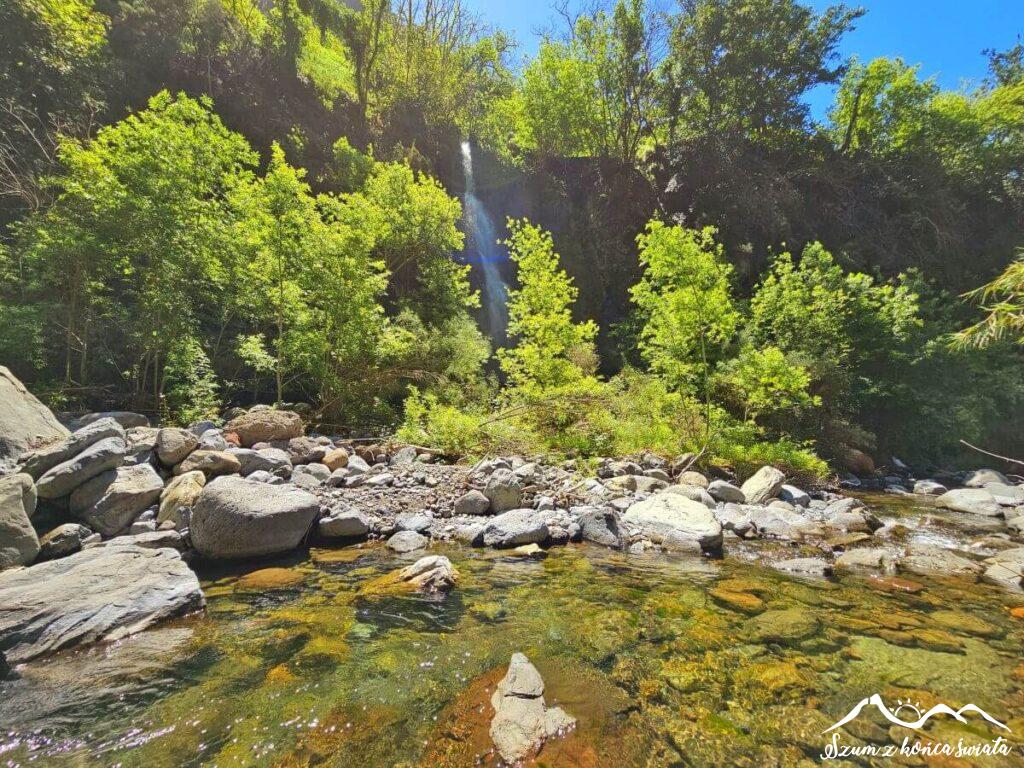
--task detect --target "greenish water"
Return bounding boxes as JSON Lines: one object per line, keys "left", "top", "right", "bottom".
{"left": 3, "top": 504, "right": 1024, "bottom": 767}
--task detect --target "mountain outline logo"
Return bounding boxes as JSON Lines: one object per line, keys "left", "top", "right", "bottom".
{"left": 823, "top": 694, "right": 1011, "bottom": 733}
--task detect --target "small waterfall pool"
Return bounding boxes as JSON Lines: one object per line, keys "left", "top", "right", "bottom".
{"left": 460, "top": 141, "right": 509, "bottom": 343}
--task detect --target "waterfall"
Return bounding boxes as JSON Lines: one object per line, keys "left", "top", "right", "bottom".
{"left": 460, "top": 140, "right": 509, "bottom": 342}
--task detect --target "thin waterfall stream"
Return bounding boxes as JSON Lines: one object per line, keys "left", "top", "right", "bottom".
{"left": 460, "top": 140, "right": 509, "bottom": 342}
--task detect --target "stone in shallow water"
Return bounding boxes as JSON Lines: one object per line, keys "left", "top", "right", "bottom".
{"left": 387, "top": 530, "right": 428, "bottom": 553}
{"left": 899, "top": 545, "right": 983, "bottom": 579}
{"left": 0, "top": 545, "right": 203, "bottom": 666}
{"left": 489, "top": 653, "right": 576, "bottom": 763}
{"left": 482, "top": 509, "right": 549, "bottom": 548}
{"left": 622, "top": 493, "right": 722, "bottom": 554}
{"left": 772, "top": 557, "right": 833, "bottom": 577}
{"left": 235, "top": 567, "right": 305, "bottom": 590}
{"left": 935, "top": 488, "right": 1003, "bottom": 517}
{"left": 742, "top": 607, "right": 820, "bottom": 644}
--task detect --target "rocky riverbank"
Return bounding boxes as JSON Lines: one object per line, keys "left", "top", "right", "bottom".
{"left": 2, "top": 364, "right": 1023, "bottom": 681}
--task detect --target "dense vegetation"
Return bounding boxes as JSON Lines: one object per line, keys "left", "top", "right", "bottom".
{"left": 1, "top": 0, "right": 1022, "bottom": 477}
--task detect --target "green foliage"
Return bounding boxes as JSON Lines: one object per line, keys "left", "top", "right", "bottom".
{"left": 498, "top": 219, "right": 598, "bottom": 395}
{"left": 954, "top": 255, "right": 1024, "bottom": 349}
{"left": 163, "top": 335, "right": 220, "bottom": 424}
{"left": 631, "top": 222, "right": 740, "bottom": 389}
{"left": 715, "top": 345, "right": 819, "bottom": 424}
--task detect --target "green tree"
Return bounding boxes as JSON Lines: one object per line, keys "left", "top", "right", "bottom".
{"left": 954, "top": 255, "right": 1024, "bottom": 349}
{"left": 630, "top": 222, "right": 740, "bottom": 390}
{"left": 498, "top": 219, "right": 598, "bottom": 394}
{"left": 715, "top": 345, "right": 818, "bottom": 424}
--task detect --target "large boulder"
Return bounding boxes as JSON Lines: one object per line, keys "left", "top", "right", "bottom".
{"left": 21, "top": 417, "right": 125, "bottom": 479}
{"left": 482, "top": 509, "right": 549, "bottom": 548}
{"left": 0, "top": 545, "right": 203, "bottom": 666}
{"left": 489, "top": 653, "right": 575, "bottom": 764}
{"left": 223, "top": 409, "right": 303, "bottom": 448}
{"left": 963, "top": 468, "right": 1009, "bottom": 488}
{"left": 578, "top": 507, "right": 623, "bottom": 548}
{"left": 622, "top": 493, "right": 723, "bottom": 554}
{"left": 453, "top": 489, "right": 491, "bottom": 516}
{"left": 934, "top": 488, "right": 1004, "bottom": 517}
{"left": 0, "top": 366, "right": 69, "bottom": 470}
{"left": 840, "top": 447, "right": 875, "bottom": 476}
{"left": 36, "top": 523, "right": 93, "bottom": 562}
{"left": 740, "top": 466, "right": 786, "bottom": 504}
{"left": 318, "top": 510, "right": 370, "bottom": 539}
{"left": 0, "top": 474, "right": 39, "bottom": 569}
{"left": 484, "top": 469, "right": 524, "bottom": 513}
{"left": 706, "top": 479, "right": 745, "bottom": 503}
{"left": 69, "top": 463, "right": 164, "bottom": 536}
{"left": 229, "top": 447, "right": 291, "bottom": 477}
{"left": 190, "top": 476, "right": 318, "bottom": 559}
{"left": 35, "top": 436, "right": 127, "bottom": 499}
{"left": 174, "top": 450, "right": 241, "bottom": 478}
{"left": 70, "top": 411, "right": 148, "bottom": 430}
{"left": 155, "top": 427, "right": 199, "bottom": 467}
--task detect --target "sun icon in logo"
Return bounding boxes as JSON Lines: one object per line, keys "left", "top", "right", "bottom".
{"left": 893, "top": 699, "right": 923, "bottom": 721}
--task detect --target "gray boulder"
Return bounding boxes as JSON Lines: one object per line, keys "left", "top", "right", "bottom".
{"left": 389, "top": 446, "right": 418, "bottom": 466}
{"left": 124, "top": 426, "right": 159, "bottom": 465}
{"left": 36, "top": 436, "right": 127, "bottom": 499}
{"left": 484, "top": 469, "right": 524, "bottom": 513}
{"left": 454, "top": 489, "right": 491, "bottom": 516}
{"left": 155, "top": 427, "right": 199, "bottom": 467}
{"left": 662, "top": 483, "right": 716, "bottom": 509}
{"left": 622, "top": 493, "right": 723, "bottom": 554}
{"left": 0, "top": 366, "right": 69, "bottom": 469}
{"left": 749, "top": 506, "right": 824, "bottom": 540}
{"left": 197, "top": 429, "right": 229, "bottom": 451}
{"left": 291, "top": 463, "right": 330, "bottom": 488}
{"left": 0, "top": 474, "right": 39, "bottom": 569}
{"left": 190, "top": 476, "right": 318, "bottom": 559}
{"left": 318, "top": 510, "right": 370, "bottom": 539}
{"left": 489, "top": 653, "right": 575, "bottom": 764}
{"left": 229, "top": 447, "right": 291, "bottom": 477}
{"left": 779, "top": 484, "right": 810, "bottom": 507}
{"left": 71, "top": 411, "right": 148, "bottom": 430}
{"left": 835, "top": 547, "right": 895, "bottom": 572}
{"left": 981, "top": 547, "right": 1024, "bottom": 588}
{"left": 224, "top": 409, "right": 303, "bottom": 448}
{"left": 740, "top": 466, "right": 786, "bottom": 504}
{"left": 482, "top": 509, "right": 549, "bottom": 548}
{"left": 578, "top": 507, "right": 623, "bottom": 548}
{"left": 69, "top": 463, "right": 164, "bottom": 536}
{"left": 983, "top": 482, "right": 1024, "bottom": 507}
{"left": 0, "top": 545, "right": 203, "bottom": 666}
{"left": 387, "top": 530, "right": 428, "bottom": 553}
{"left": 706, "top": 479, "right": 745, "bottom": 504}
{"left": 935, "top": 488, "right": 1004, "bottom": 517}
{"left": 174, "top": 450, "right": 241, "bottom": 478}
{"left": 21, "top": 417, "right": 124, "bottom": 479}
{"left": 963, "top": 468, "right": 1009, "bottom": 488}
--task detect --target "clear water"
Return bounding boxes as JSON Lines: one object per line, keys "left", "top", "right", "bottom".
{"left": 460, "top": 140, "right": 509, "bottom": 343}
{"left": 2, "top": 498, "right": 1024, "bottom": 767}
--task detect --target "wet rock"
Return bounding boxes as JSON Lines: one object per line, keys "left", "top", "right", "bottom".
{"left": 397, "top": 555, "right": 458, "bottom": 592}
{"left": 740, "top": 466, "right": 786, "bottom": 504}
{"left": 0, "top": 366, "right": 69, "bottom": 470}
{"left": 0, "top": 473, "right": 39, "bottom": 569}
{"left": 578, "top": 506, "right": 623, "bottom": 548}
{"left": 69, "top": 463, "right": 164, "bottom": 536}
{"left": 191, "top": 476, "right": 318, "bottom": 559}
{"left": 935, "top": 488, "right": 1003, "bottom": 517}
{"left": 772, "top": 557, "right": 833, "bottom": 576}
{"left": 900, "top": 545, "right": 983, "bottom": 579}
{"left": 175, "top": 449, "right": 242, "bottom": 479}
{"left": 913, "top": 479, "right": 947, "bottom": 496}
{"left": 778, "top": 485, "right": 810, "bottom": 507}
{"left": 963, "top": 468, "right": 1009, "bottom": 488}
{"left": 318, "top": 510, "right": 370, "bottom": 539}
{"left": 36, "top": 523, "right": 92, "bottom": 561}
{"left": 21, "top": 417, "right": 124, "bottom": 479}
{"left": 36, "top": 436, "right": 127, "bottom": 500}
{"left": 224, "top": 409, "right": 303, "bottom": 448}
{"left": 387, "top": 530, "right": 428, "bottom": 553}
{"left": 158, "top": 470, "right": 206, "bottom": 525}
{"left": 154, "top": 428, "right": 198, "bottom": 467}
{"left": 981, "top": 547, "right": 1024, "bottom": 588}
{"left": 0, "top": 545, "right": 203, "bottom": 665}
{"left": 453, "top": 489, "right": 490, "bottom": 516}
{"left": 482, "top": 509, "right": 549, "bottom": 548}
{"left": 489, "top": 653, "right": 575, "bottom": 764}
{"left": 835, "top": 547, "right": 895, "bottom": 572}
{"left": 484, "top": 468, "right": 523, "bottom": 513}
{"left": 622, "top": 493, "right": 723, "bottom": 554}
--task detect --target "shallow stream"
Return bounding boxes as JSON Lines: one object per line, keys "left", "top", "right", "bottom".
{"left": 3, "top": 497, "right": 1024, "bottom": 767}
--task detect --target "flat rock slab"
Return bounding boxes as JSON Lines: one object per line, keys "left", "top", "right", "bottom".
{"left": 35, "top": 436, "right": 127, "bottom": 499}
{"left": 0, "top": 545, "right": 204, "bottom": 667}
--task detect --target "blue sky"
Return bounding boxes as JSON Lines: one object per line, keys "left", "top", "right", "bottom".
{"left": 463, "top": 0, "right": 1024, "bottom": 121}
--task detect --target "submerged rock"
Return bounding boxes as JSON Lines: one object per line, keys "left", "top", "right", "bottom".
{"left": 0, "top": 545, "right": 203, "bottom": 666}
{"left": 489, "top": 653, "right": 576, "bottom": 763}
{"left": 397, "top": 555, "right": 459, "bottom": 592}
